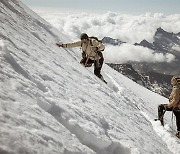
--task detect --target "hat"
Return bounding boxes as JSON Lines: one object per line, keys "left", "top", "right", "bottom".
{"left": 171, "top": 76, "right": 180, "bottom": 85}
{"left": 80, "top": 33, "right": 88, "bottom": 40}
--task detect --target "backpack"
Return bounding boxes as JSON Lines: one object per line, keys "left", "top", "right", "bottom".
{"left": 89, "top": 36, "right": 102, "bottom": 43}
{"left": 80, "top": 36, "right": 104, "bottom": 52}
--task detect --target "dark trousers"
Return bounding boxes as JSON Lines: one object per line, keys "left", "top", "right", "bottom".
{"left": 174, "top": 108, "right": 180, "bottom": 131}
{"left": 158, "top": 104, "right": 180, "bottom": 131}
{"left": 80, "top": 56, "right": 104, "bottom": 78}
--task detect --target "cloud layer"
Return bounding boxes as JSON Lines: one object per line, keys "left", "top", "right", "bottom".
{"left": 33, "top": 7, "right": 179, "bottom": 63}
{"left": 104, "top": 44, "right": 175, "bottom": 63}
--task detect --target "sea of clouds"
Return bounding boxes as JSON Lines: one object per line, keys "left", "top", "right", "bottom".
{"left": 33, "top": 7, "right": 180, "bottom": 63}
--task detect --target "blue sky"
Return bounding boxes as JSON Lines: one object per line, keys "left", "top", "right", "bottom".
{"left": 21, "top": 0, "right": 180, "bottom": 14}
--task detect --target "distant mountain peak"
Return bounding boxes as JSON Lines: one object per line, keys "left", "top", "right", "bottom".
{"left": 102, "top": 36, "right": 125, "bottom": 45}
{"left": 134, "top": 39, "right": 155, "bottom": 50}
{"left": 155, "top": 27, "right": 174, "bottom": 40}
{"left": 156, "top": 27, "right": 165, "bottom": 33}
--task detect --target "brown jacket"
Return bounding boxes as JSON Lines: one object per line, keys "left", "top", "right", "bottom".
{"left": 168, "top": 84, "right": 180, "bottom": 108}
{"left": 64, "top": 38, "right": 105, "bottom": 60}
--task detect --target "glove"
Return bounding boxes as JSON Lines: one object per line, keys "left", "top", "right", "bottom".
{"left": 56, "top": 43, "right": 65, "bottom": 47}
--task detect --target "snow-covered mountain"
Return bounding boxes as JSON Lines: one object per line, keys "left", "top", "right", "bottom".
{"left": 134, "top": 27, "right": 180, "bottom": 74}
{"left": 104, "top": 28, "right": 180, "bottom": 98}
{"left": 106, "top": 63, "right": 173, "bottom": 98}
{"left": 0, "top": 1, "right": 180, "bottom": 154}
{"left": 135, "top": 27, "right": 180, "bottom": 52}
{"left": 102, "top": 37, "right": 125, "bottom": 46}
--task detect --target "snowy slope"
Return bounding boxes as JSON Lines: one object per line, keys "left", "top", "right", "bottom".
{"left": 0, "top": 1, "right": 180, "bottom": 154}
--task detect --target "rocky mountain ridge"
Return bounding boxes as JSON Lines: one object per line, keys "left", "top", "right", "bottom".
{"left": 104, "top": 28, "right": 180, "bottom": 98}
{"left": 106, "top": 63, "right": 172, "bottom": 98}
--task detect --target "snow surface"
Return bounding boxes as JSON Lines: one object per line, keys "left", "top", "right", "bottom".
{"left": 0, "top": 1, "right": 180, "bottom": 154}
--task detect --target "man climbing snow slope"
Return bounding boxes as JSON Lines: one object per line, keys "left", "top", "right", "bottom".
{"left": 56, "top": 33, "right": 106, "bottom": 83}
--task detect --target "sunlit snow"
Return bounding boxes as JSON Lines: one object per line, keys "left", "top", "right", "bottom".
{"left": 0, "top": 1, "right": 180, "bottom": 154}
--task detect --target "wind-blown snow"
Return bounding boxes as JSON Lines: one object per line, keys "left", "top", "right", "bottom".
{"left": 0, "top": 1, "right": 180, "bottom": 154}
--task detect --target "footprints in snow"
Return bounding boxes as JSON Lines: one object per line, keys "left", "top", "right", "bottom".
{"left": 38, "top": 102, "right": 132, "bottom": 154}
